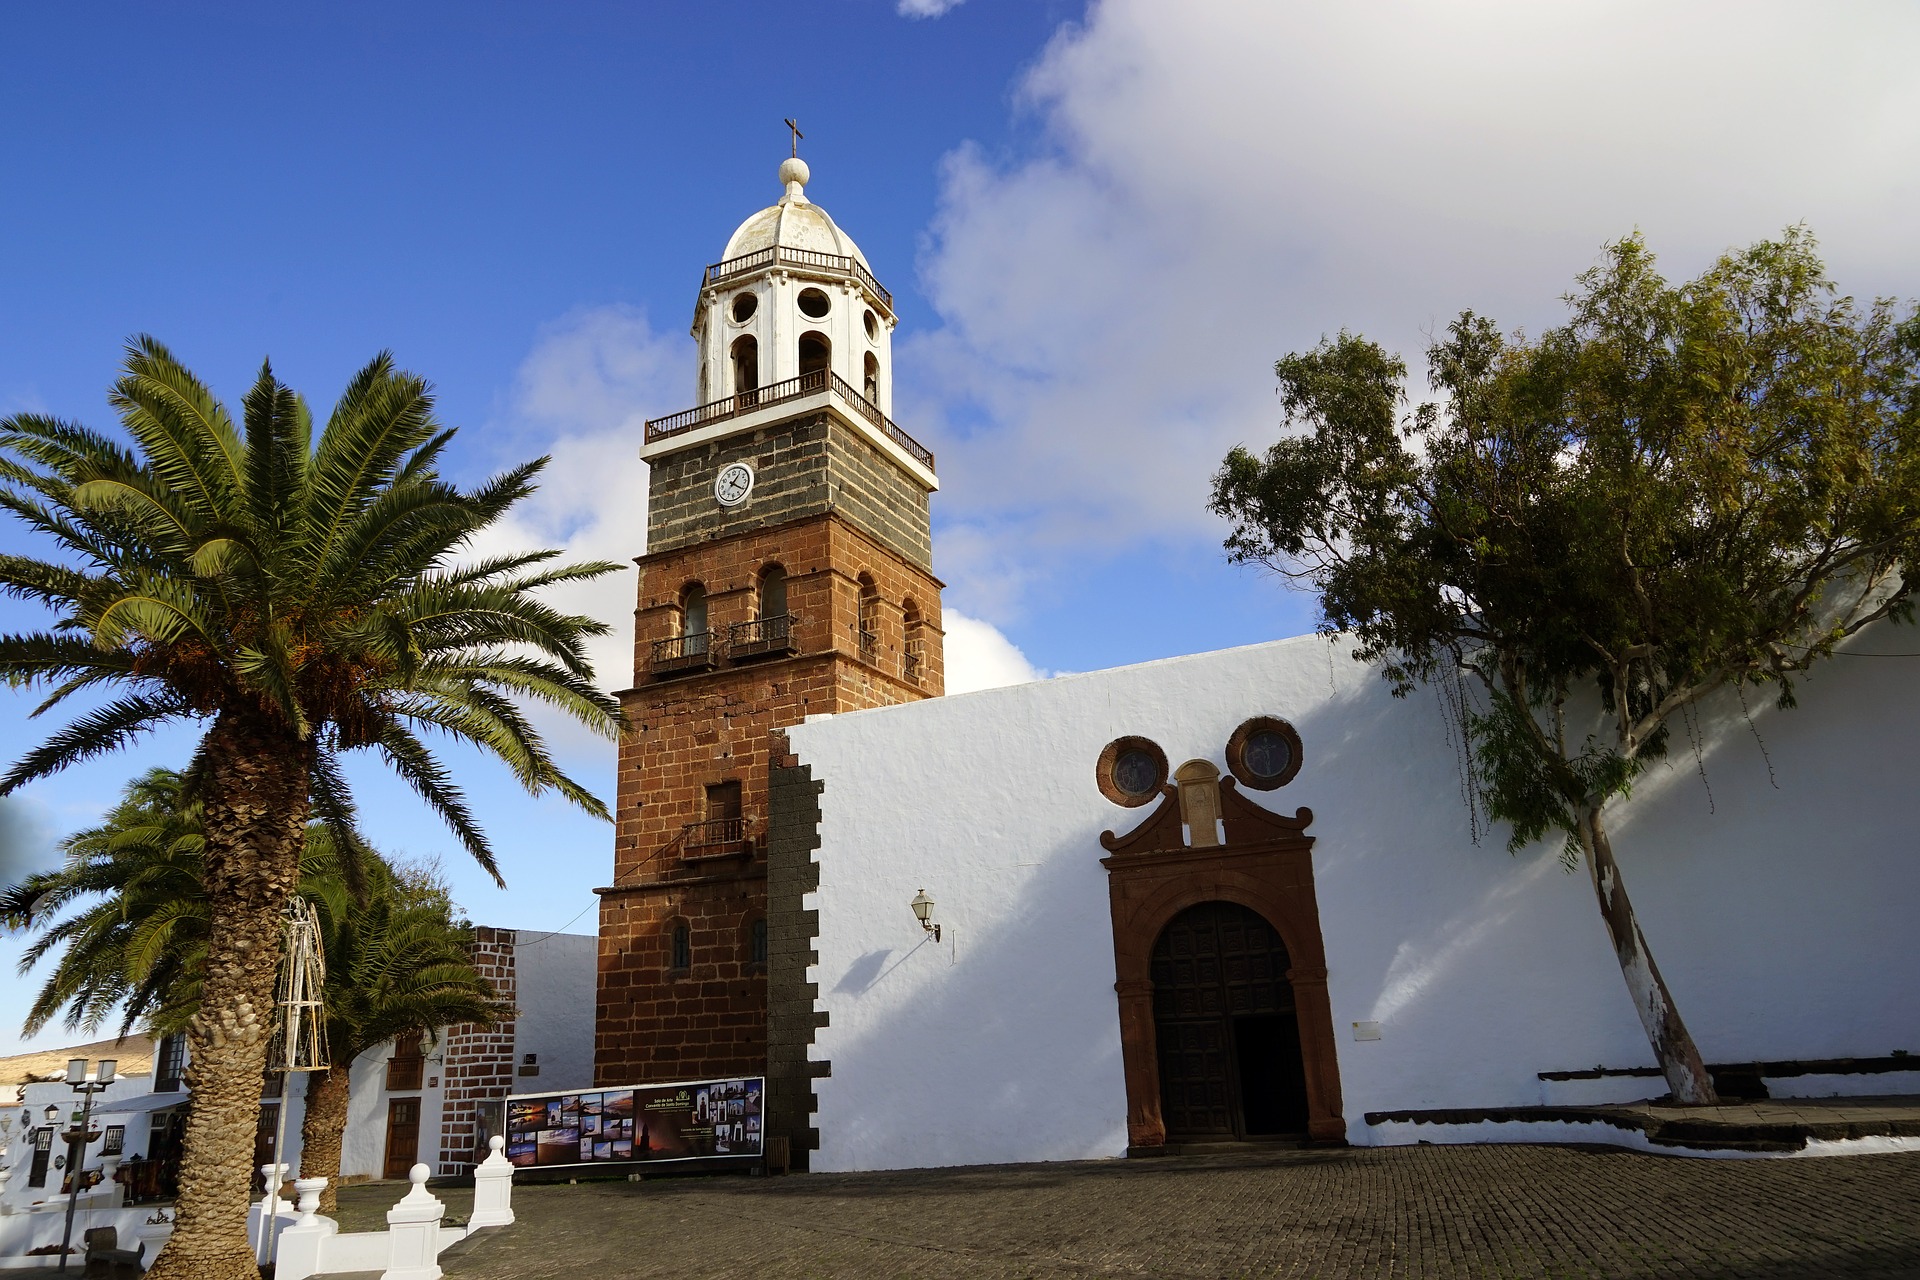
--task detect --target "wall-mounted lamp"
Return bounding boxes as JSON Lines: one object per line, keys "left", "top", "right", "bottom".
{"left": 910, "top": 889, "right": 941, "bottom": 943}
{"left": 44, "top": 1105, "right": 60, "bottom": 1125}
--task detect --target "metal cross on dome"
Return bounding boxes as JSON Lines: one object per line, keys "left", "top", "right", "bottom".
{"left": 784, "top": 117, "right": 804, "bottom": 157}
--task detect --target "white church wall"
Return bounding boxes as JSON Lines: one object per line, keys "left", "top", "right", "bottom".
{"left": 790, "top": 631, "right": 1919, "bottom": 1170}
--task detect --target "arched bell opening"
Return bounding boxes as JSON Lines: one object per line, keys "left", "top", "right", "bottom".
{"left": 862, "top": 351, "right": 881, "bottom": 404}
{"left": 798, "top": 331, "right": 831, "bottom": 385}
{"left": 730, "top": 335, "right": 760, "bottom": 400}
{"left": 1150, "top": 901, "right": 1310, "bottom": 1139}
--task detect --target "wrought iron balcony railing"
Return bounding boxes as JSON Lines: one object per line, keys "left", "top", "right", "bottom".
{"left": 644, "top": 370, "right": 934, "bottom": 471}
{"left": 903, "top": 645, "right": 923, "bottom": 683}
{"left": 702, "top": 244, "right": 893, "bottom": 313}
{"left": 682, "top": 817, "right": 748, "bottom": 851}
{"left": 650, "top": 631, "right": 715, "bottom": 676}
{"left": 727, "top": 613, "right": 797, "bottom": 659}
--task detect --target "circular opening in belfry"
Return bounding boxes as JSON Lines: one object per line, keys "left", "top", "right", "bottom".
{"left": 798, "top": 288, "right": 832, "bottom": 319}
{"left": 730, "top": 292, "right": 758, "bottom": 323}
{"left": 863, "top": 309, "right": 879, "bottom": 341}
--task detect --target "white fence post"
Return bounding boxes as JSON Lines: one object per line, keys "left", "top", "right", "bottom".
{"left": 382, "top": 1163, "right": 445, "bottom": 1280}
{"left": 274, "top": 1177, "right": 334, "bottom": 1280}
{"left": 466, "top": 1135, "right": 516, "bottom": 1229}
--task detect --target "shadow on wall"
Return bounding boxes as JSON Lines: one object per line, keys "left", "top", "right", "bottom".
{"left": 812, "top": 821, "right": 1129, "bottom": 1172}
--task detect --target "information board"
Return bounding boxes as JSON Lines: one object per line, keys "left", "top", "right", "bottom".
{"left": 503, "top": 1076, "right": 764, "bottom": 1169}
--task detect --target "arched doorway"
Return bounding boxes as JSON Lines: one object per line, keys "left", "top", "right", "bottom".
{"left": 1151, "top": 901, "right": 1310, "bottom": 1138}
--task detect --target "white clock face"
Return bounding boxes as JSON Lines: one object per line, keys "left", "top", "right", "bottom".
{"left": 714, "top": 461, "right": 755, "bottom": 507}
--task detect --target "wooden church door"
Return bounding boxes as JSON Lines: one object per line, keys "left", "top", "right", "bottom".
{"left": 1151, "top": 901, "right": 1311, "bottom": 1139}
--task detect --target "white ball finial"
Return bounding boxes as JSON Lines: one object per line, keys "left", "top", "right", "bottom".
{"left": 779, "top": 156, "right": 810, "bottom": 201}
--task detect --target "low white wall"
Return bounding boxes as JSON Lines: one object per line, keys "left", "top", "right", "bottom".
{"left": 789, "top": 631, "right": 1920, "bottom": 1171}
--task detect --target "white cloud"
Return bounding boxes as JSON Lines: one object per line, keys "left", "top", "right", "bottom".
{"left": 898, "top": 0, "right": 965, "bottom": 17}
{"left": 461, "top": 306, "right": 689, "bottom": 753}
{"left": 942, "top": 609, "right": 1050, "bottom": 693}
{"left": 906, "top": 0, "right": 1920, "bottom": 621}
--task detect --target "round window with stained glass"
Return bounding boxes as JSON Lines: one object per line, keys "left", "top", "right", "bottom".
{"left": 1226, "top": 717, "right": 1302, "bottom": 790}
{"left": 1096, "top": 736, "right": 1168, "bottom": 807}
{"left": 1114, "top": 749, "right": 1161, "bottom": 796}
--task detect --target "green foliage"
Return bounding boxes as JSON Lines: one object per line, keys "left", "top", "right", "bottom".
{"left": 0, "top": 338, "right": 625, "bottom": 883}
{"left": 1212, "top": 229, "right": 1920, "bottom": 851}
{"left": 8, "top": 767, "right": 501, "bottom": 1053}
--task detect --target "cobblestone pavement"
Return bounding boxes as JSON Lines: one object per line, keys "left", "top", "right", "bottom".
{"left": 336, "top": 1144, "right": 1920, "bottom": 1279}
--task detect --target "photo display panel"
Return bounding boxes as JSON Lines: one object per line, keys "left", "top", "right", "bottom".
{"left": 504, "top": 1076, "right": 764, "bottom": 1169}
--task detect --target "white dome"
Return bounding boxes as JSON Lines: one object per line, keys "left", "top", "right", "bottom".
{"left": 720, "top": 161, "right": 870, "bottom": 269}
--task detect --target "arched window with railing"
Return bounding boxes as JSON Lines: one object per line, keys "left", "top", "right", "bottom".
{"left": 680, "top": 582, "right": 708, "bottom": 656}
{"left": 857, "top": 573, "right": 879, "bottom": 660}
{"left": 902, "top": 597, "right": 924, "bottom": 683}
{"left": 863, "top": 351, "right": 881, "bottom": 404}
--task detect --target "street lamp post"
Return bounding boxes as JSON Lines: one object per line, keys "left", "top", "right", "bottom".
{"left": 56, "top": 1056, "right": 115, "bottom": 1273}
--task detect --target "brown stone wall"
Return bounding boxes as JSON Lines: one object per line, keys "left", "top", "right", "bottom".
{"left": 437, "top": 926, "right": 517, "bottom": 1174}
{"left": 598, "top": 510, "right": 941, "bottom": 1089}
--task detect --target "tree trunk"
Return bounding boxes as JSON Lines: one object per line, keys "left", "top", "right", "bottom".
{"left": 299, "top": 1064, "right": 352, "bottom": 1217}
{"left": 1577, "top": 803, "right": 1719, "bottom": 1106}
{"left": 146, "top": 714, "right": 314, "bottom": 1280}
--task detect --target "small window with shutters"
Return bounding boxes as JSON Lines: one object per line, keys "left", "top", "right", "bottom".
{"left": 670, "top": 921, "right": 692, "bottom": 974}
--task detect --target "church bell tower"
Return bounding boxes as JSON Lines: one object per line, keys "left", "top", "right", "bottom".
{"left": 595, "top": 154, "right": 943, "bottom": 1095}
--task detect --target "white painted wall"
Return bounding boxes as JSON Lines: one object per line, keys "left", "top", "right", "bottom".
{"left": 789, "top": 631, "right": 1920, "bottom": 1172}
{"left": 510, "top": 930, "right": 597, "bottom": 1094}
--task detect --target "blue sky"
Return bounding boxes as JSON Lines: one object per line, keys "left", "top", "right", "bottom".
{"left": 4, "top": 0, "right": 1916, "bottom": 1055}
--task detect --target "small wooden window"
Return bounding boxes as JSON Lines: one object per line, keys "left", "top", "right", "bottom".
{"left": 749, "top": 917, "right": 768, "bottom": 967}
{"left": 670, "top": 921, "right": 692, "bottom": 973}
{"left": 386, "top": 1043, "right": 425, "bottom": 1092}
{"left": 705, "top": 780, "right": 742, "bottom": 823}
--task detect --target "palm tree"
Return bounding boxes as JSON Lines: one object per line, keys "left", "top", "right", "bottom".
{"left": 0, "top": 340, "right": 620, "bottom": 1280}
{"left": 293, "top": 857, "right": 500, "bottom": 1217}
{"left": 7, "top": 768, "right": 502, "bottom": 1218}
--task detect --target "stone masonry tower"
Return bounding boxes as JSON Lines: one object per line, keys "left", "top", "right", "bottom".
{"left": 594, "top": 155, "right": 943, "bottom": 1092}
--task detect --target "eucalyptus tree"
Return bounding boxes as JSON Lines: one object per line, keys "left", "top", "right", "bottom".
{"left": 0, "top": 340, "right": 621, "bottom": 1280}
{"left": 1210, "top": 230, "right": 1920, "bottom": 1104}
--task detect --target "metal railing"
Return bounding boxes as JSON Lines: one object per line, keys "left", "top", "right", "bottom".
{"left": 650, "top": 632, "right": 713, "bottom": 669}
{"left": 703, "top": 244, "right": 893, "bottom": 312}
{"left": 683, "top": 817, "right": 747, "bottom": 849}
{"left": 903, "top": 646, "right": 923, "bottom": 683}
{"left": 858, "top": 627, "right": 879, "bottom": 659}
{"left": 644, "top": 370, "right": 934, "bottom": 471}
{"left": 727, "top": 613, "right": 795, "bottom": 654}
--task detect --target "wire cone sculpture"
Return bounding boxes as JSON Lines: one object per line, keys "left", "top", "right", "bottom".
{"left": 268, "top": 895, "right": 329, "bottom": 1075}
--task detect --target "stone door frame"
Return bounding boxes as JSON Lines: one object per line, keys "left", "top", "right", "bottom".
{"left": 1101, "top": 777, "right": 1346, "bottom": 1147}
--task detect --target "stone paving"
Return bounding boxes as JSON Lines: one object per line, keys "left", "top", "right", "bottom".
{"left": 335, "top": 1143, "right": 1920, "bottom": 1279}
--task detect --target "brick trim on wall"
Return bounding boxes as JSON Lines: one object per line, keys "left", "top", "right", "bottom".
{"left": 437, "top": 926, "right": 517, "bottom": 1175}
{"left": 765, "top": 731, "right": 828, "bottom": 1169}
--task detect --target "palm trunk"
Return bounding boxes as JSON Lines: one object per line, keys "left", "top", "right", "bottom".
{"left": 1576, "top": 803, "right": 1718, "bottom": 1105}
{"left": 299, "top": 1064, "right": 352, "bottom": 1217}
{"left": 146, "top": 715, "right": 314, "bottom": 1280}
